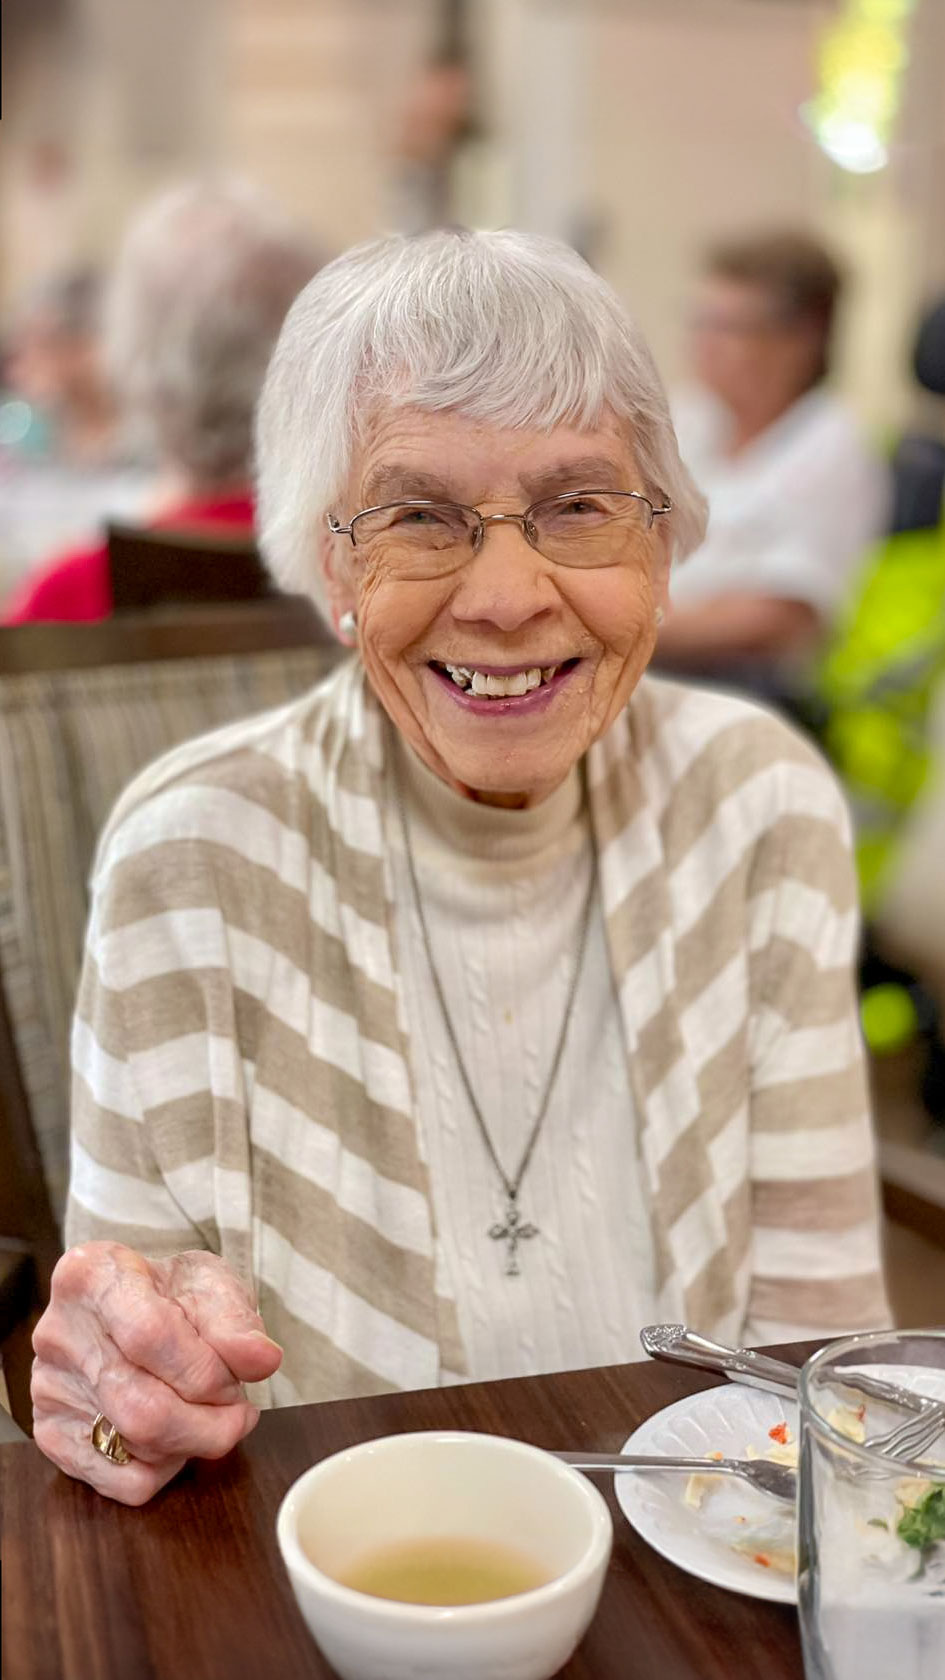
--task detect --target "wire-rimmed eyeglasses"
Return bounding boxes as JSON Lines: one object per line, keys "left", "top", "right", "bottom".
{"left": 326, "top": 488, "right": 671, "bottom": 580}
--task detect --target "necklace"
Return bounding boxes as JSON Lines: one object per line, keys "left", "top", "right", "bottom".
{"left": 393, "top": 763, "right": 597, "bottom": 1276}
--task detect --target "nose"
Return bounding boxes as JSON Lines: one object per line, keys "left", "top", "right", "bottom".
{"left": 450, "top": 519, "right": 559, "bottom": 633}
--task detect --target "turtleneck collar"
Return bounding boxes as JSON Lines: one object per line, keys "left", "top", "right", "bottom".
{"left": 390, "top": 729, "right": 584, "bottom": 865}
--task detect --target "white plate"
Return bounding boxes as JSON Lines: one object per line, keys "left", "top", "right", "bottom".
{"left": 615, "top": 1364, "right": 945, "bottom": 1605}
{"left": 615, "top": 1383, "right": 800, "bottom": 1604}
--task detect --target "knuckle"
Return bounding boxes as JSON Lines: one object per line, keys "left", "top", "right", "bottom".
{"left": 32, "top": 1303, "right": 104, "bottom": 1390}
{"left": 201, "top": 1405, "right": 255, "bottom": 1461}
{"left": 49, "top": 1247, "right": 91, "bottom": 1301}
{"left": 32, "top": 1299, "right": 80, "bottom": 1364}
{"left": 110, "top": 1383, "right": 173, "bottom": 1451}
{"left": 32, "top": 1417, "right": 74, "bottom": 1475}
{"left": 31, "top": 1305, "right": 61, "bottom": 1362}
{"left": 173, "top": 1250, "right": 255, "bottom": 1308}
{"left": 31, "top": 1413, "right": 56, "bottom": 1455}
{"left": 30, "top": 1359, "right": 58, "bottom": 1407}
{"left": 51, "top": 1242, "right": 139, "bottom": 1304}
{"left": 119, "top": 1298, "right": 174, "bottom": 1368}
{"left": 176, "top": 1345, "right": 238, "bottom": 1403}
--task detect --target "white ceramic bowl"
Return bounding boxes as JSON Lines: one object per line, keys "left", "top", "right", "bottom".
{"left": 276, "top": 1430, "right": 613, "bottom": 1680}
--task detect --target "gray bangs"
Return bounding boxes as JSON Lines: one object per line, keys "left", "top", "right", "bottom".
{"left": 359, "top": 236, "right": 613, "bottom": 435}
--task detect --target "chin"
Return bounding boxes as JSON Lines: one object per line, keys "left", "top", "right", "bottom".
{"left": 435, "top": 739, "right": 579, "bottom": 800}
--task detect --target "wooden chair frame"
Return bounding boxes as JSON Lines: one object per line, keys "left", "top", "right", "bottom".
{"left": 107, "top": 522, "right": 275, "bottom": 612}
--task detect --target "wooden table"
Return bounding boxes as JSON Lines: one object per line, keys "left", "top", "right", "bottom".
{"left": 0, "top": 1352, "right": 807, "bottom": 1680}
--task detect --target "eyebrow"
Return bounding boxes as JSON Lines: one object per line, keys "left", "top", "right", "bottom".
{"left": 361, "top": 453, "right": 629, "bottom": 510}
{"left": 360, "top": 466, "right": 457, "bottom": 506}
{"left": 518, "top": 455, "right": 628, "bottom": 500}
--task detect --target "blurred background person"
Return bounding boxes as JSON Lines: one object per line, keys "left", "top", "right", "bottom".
{"left": 6, "top": 267, "right": 120, "bottom": 468}
{"left": 0, "top": 266, "right": 154, "bottom": 593}
{"left": 3, "top": 179, "right": 320, "bottom": 623}
{"left": 656, "top": 230, "right": 890, "bottom": 696}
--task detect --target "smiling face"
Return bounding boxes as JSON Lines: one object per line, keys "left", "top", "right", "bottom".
{"left": 324, "top": 406, "right": 671, "bottom": 807}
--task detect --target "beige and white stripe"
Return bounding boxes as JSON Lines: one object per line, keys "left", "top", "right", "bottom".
{"left": 66, "top": 660, "right": 889, "bottom": 1403}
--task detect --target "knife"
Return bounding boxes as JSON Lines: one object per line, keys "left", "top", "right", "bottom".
{"left": 640, "top": 1323, "right": 930, "bottom": 1414}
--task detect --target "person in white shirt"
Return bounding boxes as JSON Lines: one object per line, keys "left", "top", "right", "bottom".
{"left": 658, "top": 230, "right": 888, "bottom": 687}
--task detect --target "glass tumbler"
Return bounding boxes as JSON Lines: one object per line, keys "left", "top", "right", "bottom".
{"left": 798, "top": 1329, "right": 945, "bottom": 1680}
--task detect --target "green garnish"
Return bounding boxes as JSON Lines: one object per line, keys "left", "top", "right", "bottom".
{"left": 897, "top": 1487, "right": 945, "bottom": 1550}
{"left": 866, "top": 1518, "right": 889, "bottom": 1531}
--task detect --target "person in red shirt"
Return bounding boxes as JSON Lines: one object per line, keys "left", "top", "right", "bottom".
{"left": 4, "top": 180, "right": 320, "bottom": 623}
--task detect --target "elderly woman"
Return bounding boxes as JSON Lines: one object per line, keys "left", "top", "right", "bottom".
{"left": 3, "top": 179, "right": 318, "bottom": 622}
{"left": 32, "top": 229, "right": 889, "bottom": 1504}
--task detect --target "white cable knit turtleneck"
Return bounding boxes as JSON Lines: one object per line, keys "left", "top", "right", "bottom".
{"left": 387, "top": 737, "right": 656, "bottom": 1384}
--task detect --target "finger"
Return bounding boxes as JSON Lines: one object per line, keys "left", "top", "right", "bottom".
{"left": 161, "top": 1253, "right": 283, "bottom": 1384}
{"left": 107, "top": 1287, "right": 246, "bottom": 1406}
{"left": 95, "top": 1363, "right": 260, "bottom": 1464}
{"left": 199, "top": 1322, "right": 283, "bottom": 1386}
{"left": 33, "top": 1355, "right": 259, "bottom": 1467}
{"left": 52, "top": 1247, "right": 245, "bottom": 1404}
{"left": 33, "top": 1402, "right": 188, "bottom": 1508}
{"left": 33, "top": 1296, "right": 236, "bottom": 1415}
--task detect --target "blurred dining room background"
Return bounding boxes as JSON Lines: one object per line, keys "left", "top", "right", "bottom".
{"left": 1, "top": 0, "right": 944, "bottom": 1428}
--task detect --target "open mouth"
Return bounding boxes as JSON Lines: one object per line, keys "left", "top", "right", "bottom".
{"left": 429, "top": 658, "right": 580, "bottom": 699}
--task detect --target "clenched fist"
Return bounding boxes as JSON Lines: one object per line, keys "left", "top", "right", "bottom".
{"left": 32, "top": 1243, "right": 283, "bottom": 1505}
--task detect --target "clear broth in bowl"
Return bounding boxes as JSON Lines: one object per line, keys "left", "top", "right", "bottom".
{"left": 335, "top": 1536, "right": 551, "bottom": 1605}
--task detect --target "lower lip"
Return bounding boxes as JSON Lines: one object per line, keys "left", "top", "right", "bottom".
{"left": 428, "top": 662, "right": 579, "bottom": 716}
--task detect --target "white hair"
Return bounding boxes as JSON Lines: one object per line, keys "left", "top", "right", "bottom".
{"left": 256, "top": 227, "right": 707, "bottom": 608}
{"left": 106, "top": 178, "right": 321, "bottom": 488}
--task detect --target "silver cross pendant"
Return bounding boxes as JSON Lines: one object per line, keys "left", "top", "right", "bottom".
{"left": 489, "top": 1194, "right": 539, "bottom": 1276}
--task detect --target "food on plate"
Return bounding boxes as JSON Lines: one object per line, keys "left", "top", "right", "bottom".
{"left": 730, "top": 1533, "right": 796, "bottom": 1577}
{"left": 896, "top": 1485, "right": 945, "bottom": 1553}
{"left": 683, "top": 1450, "right": 725, "bottom": 1510}
{"left": 826, "top": 1401, "right": 867, "bottom": 1443}
{"left": 682, "top": 1421, "right": 799, "bottom": 1575}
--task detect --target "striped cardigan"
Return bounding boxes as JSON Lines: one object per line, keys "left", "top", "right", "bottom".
{"left": 66, "top": 659, "right": 889, "bottom": 1405}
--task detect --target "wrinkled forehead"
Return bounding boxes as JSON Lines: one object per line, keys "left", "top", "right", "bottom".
{"left": 349, "top": 402, "right": 643, "bottom": 506}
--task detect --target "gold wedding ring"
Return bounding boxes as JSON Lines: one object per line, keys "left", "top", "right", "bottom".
{"left": 91, "top": 1412, "right": 131, "bottom": 1466}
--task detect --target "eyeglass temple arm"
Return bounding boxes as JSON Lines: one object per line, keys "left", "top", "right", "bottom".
{"left": 326, "top": 513, "right": 356, "bottom": 543}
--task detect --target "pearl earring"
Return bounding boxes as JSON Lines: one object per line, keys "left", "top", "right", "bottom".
{"left": 654, "top": 606, "right": 665, "bottom": 627}
{"left": 338, "top": 609, "right": 357, "bottom": 642}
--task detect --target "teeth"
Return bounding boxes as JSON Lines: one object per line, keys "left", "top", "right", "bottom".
{"left": 440, "top": 662, "right": 568, "bottom": 698}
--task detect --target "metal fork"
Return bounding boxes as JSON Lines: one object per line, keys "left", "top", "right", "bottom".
{"left": 867, "top": 1403, "right": 945, "bottom": 1462}
{"left": 554, "top": 1450, "right": 796, "bottom": 1505}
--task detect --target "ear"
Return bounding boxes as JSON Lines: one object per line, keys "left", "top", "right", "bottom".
{"left": 321, "top": 524, "right": 357, "bottom": 637}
